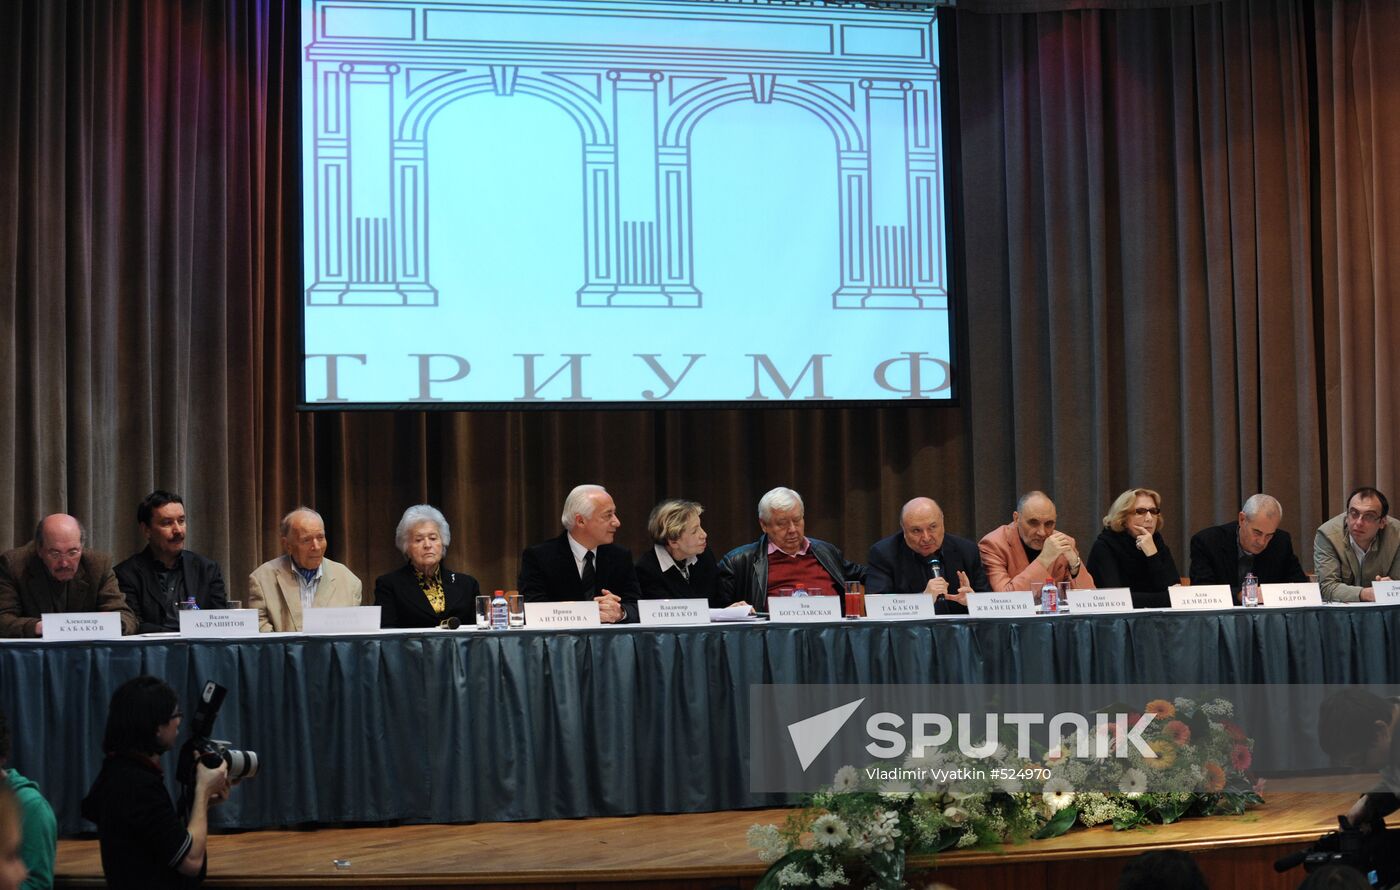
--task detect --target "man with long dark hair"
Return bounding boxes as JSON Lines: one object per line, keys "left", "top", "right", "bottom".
{"left": 80, "top": 677, "right": 229, "bottom": 889}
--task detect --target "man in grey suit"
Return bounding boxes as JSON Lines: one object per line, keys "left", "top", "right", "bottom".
{"left": 247, "top": 507, "right": 362, "bottom": 631}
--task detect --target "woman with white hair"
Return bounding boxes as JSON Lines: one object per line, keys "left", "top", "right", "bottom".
{"left": 374, "top": 505, "right": 480, "bottom": 628}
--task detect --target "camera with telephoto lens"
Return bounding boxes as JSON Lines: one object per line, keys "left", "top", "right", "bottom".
{"left": 1274, "top": 816, "right": 1400, "bottom": 887}
{"left": 175, "top": 681, "right": 259, "bottom": 813}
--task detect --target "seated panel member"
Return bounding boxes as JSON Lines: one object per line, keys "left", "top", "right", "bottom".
{"left": 1188, "top": 493, "right": 1307, "bottom": 601}
{"left": 518, "top": 484, "right": 642, "bottom": 624}
{"left": 115, "top": 491, "right": 228, "bottom": 633}
{"left": 1315, "top": 487, "right": 1400, "bottom": 603}
{"left": 635, "top": 499, "right": 723, "bottom": 607}
{"left": 716, "top": 487, "right": 864, "bottom": 613}
{"left": 247, "top": 507, "right": 362, "bottom": 632}
{"left": 866, "top": 497, "right": 988, "bottom": 614}
{"left": 375, "top": 505, "right": 479, "bottom": 628}
{"left": 1086, "top": 488, "right": 1181, "bottom": 608}
{"left": 978, "top": 491, "right": 1095, "bottom": 596}
{"left": 0, "top": 514, "right": 137, "bottom": 638}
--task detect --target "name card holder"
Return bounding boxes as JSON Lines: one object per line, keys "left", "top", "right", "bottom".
{"left": 1167, "top": 585, "right": 1233, "bottom": 611}
{"left": 1065, "top": 588, "right": 1135, "bottom": 615}
{"left": 1372, "top": 580, "right": 1400, "bottom": 604}
{"left": 180, "top": 609, "right": 260, "bottom": 638}
{"left": 1258, "top": 582, "right": 1323, "bottom": 609}
{"left": 301, "top": 606, "right": 382, "bottom": 634}
{"left": 638, "top": 599, "right": 710, "bottom": 626}
{"left": 41, "top": 612, "right": 122, "bottom": 641}
{"left": 768, "top": 597, "right": 842, "bottom": 623}
{"left": 863, "top": 594, "right": 937, "bottom": 621}
{"left": 524, "top": 601, "right": 601, "bottom": 628}
{"left": 965, "top": 591, "right": 1037, "bottom": 619}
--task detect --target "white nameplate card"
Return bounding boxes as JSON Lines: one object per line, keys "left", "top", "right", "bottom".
{"left": 1168, "top": 585, "right": 1233, "bottom": 611}
{"left": 864, "top": 594, "right": 937, "bottom": 621}
{"left": 768, "top": 596, "right": 842, "bottom": 623}
{"left": 179, "top": 609, "right": 260, "bottom": 638}
{"left": 1065, "top": 588, "right": 1135, "bottom": 614}
{"left": 301, "top": 606, "right": 381, "bottom": 633}
{"left": 1258, "top": 582, "right": 1323, "bottom": 609}
{"left": 966, "top": 591, "right": 1037, "bottom": 619}
{"left": 1372, "top": 580, "right": 1400, "bottom": 604}
{"left": 524, "top": 601, "right": 601, "bottom": 628}
{"left": 638, "top": 599, "right": 710, "bottom": 626}
{"left": 41, "top": 612, "right": 122, "bottom": 640}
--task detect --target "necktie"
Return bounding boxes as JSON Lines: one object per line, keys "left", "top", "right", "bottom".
{"left": 677, "top": 561, "right": 690, "bottom": 581}
{"left": 581, "top": 551, "right": 597, "bottom": 598}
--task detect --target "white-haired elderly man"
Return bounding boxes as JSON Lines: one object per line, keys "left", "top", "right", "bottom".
{"left": 517, "top": 484, "right": 643, "bottom": 624}
{"left": 247, "top": 506, "right": 362, "bottom": 632}
{"left": 374, "top": 504, "right": 480, "bottom": 628}
{"left": 716, "top": 487, "right": 864, "bottom": 613}
{"left": 1188, "top": 493, "right": 1307, "bottom": 602}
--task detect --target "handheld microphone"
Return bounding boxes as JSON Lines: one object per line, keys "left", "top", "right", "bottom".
{"left": 438, "top": 616, "right": 461, "bottom": 629}
{"left": 928, "top": 557, "right": 943, "bottom": 580}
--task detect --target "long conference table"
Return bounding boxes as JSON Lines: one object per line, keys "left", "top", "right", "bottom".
{"left": 6, "top": 604, "right": 1400, "bottom": 835}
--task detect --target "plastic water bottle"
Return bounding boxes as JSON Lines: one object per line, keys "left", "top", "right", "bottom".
{"left": 490, "top": 589, "right": 509, "bottom": 630}
{"left": 183, "top": 596, "right": 199, "bottom": 611}
{"left": 1241, "top": 572, "right": 1260, "bottom": 608}
{"left": 1041, "top": 578, "right": 1059, "bottom": 614}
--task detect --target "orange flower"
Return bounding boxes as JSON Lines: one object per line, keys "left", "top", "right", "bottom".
{"left": 1230, "top": 745, "right": 1252, "bottom": 771}
{"left": 1145, "top": 699, "right": 1177, "bottom": 719}
{"left": 1144, "top": 739, "right": 1178, "bottom": 770}
{"left": 1164, "top": 720, "right": 1192, "bottom": 745}
{"left": 1203, "top": 762, "right": 1226, "bottom": 792}
{"left": 1221, "top": 721, "right": 1248, "bottom": 743}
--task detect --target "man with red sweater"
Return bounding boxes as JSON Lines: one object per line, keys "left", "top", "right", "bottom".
{"left": 716, "top": 487, "right": 864, "bottom": 613}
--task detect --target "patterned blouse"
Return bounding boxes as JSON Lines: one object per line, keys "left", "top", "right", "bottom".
{"left": 414, "top": 567, "right": 446, "bottom": 614}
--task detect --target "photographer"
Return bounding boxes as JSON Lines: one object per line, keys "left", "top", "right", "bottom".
{"left": 80, "top": 677, "right": 230, "bottom": 889}
{"left": 1317, "top": 689, "right": 1400, "bottom": 829}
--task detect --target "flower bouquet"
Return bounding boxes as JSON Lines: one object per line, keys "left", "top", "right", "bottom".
{"left": 749, "top": 696, "right": 1263, "bottom": 888}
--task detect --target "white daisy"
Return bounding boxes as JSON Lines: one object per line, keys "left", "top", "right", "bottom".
{"left": 1042, "top": 777, "right": 1076, "bottom": 812}
{"left": 1118, "top": 768, "right": 1148, "bottom": 798}
{"left": 810, "top": 813, "right": 850, "bottom": 848}
{"left": 832, "top": 765, "right": 858, "bottom": 792}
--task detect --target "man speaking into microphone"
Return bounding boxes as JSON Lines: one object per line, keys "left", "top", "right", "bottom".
{"left": 866, "top": 498, "right": 988, "bottom": 613}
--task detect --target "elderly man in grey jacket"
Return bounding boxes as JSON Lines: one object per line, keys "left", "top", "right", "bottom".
{"left": 1314, "top": 487, "right": 1400, "bottom": 603}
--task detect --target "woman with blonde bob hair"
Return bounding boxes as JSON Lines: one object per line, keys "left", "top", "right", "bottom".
{"left": 635, "top": 499, "right": 726, "bottom": 607}
{"left": 1085, "top": 488, "right": 1181, "bottom": 607}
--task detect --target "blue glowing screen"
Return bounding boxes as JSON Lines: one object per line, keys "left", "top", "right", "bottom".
{"left": 301, "top": 0, "right": 952, "bottom": 405}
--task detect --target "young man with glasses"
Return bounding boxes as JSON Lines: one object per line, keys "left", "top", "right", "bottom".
{"left": 0, "top": 514, "right": 136, "bottom": 638}
{"left": 1314, "top": 487, "right": 1400, "bottom": 602}
{"left": 81, "top": 676, "right": 230, "bottom": 890}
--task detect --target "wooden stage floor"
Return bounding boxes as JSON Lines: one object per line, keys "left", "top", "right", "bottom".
{"left": 52, "top": 789, "right": 1372, "bottom": 889}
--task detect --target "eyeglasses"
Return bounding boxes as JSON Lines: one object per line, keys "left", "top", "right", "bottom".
{"left": 1132, "top": 507, "right": 1162, "bottom": 516}
{"left": 1348, "top": 509, "right": 1383, "bottom": 524}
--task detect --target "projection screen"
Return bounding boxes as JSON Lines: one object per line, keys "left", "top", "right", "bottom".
{"left": 300, "top": 0, "right": 953, "bottom": 407}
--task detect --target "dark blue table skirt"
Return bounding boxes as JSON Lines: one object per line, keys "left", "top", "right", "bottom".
{"left": 5, "top": 605, "right": 1399, "bottom": 834}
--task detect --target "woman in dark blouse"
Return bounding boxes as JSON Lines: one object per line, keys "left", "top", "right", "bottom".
{"left": 635, "top": 499, "right": 723, "bottom": 607}
{"left": 374, "top": 504, "right": 479, "bottom": 628}
{"left": 1086, "top": 488, "right": 1181, "bottom": 608}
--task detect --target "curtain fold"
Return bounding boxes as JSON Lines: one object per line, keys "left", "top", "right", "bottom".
{"left": 0, "top": 0, "right": 1394, "bottom": 595}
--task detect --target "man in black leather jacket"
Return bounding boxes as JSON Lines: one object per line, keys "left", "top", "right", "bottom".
{"left": 716, "top": 487, "right": 864, "bottom": 613}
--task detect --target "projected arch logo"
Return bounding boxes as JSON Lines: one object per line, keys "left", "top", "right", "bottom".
{"left": 300, "top": 0, "right": 954, "bottom": 405}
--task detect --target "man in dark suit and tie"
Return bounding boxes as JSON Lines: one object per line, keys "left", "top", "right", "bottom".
{"left": 1189, "top": 493, "right": 1307, "bottom": 601}
{"left": 866, "top": 497, "right": 989, "bottom": 614}
{"left": 518, "top": 484, "right": 643, "bottom": 624}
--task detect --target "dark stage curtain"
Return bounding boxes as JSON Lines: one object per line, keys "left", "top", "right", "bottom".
{"left": 0, "top": 0, "right": 1396, "bottom": 599}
